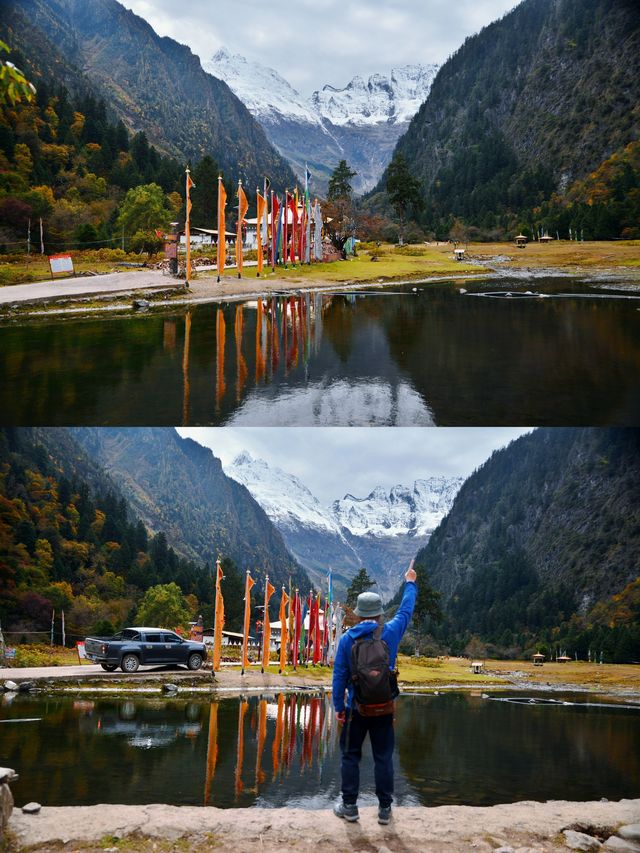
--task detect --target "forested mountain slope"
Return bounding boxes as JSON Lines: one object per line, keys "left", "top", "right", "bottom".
{"left": 380, "top": 0, "right": 640, "bottom": 237}
{"left": 2, "top": 0, "right": 296, "bottom": 190}
{"left": 413, "top": 428, "right": 640, "bottom": 660}
{"left": 70, "top": 428, "right": 308, "bottom": 590}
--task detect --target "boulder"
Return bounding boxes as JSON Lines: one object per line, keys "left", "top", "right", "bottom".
{"left": 0, "top": 769, "right": 17, "bottom": 785}
{"left": 162, "top": 683, "right": 178, "bottom": 693}
{"left": 17, "top": 681, "right": 34, "bottom": 693}
{"left": 564, "top": 829, "right": 602, "bottom": 851}
{"left": 21, "top": 802, "right": 41, "bottom": 814}
{"left": 3, "top": 681, "right": 18, "bottom": 692}
{"left": 603, "top": 838, "right": 640, "bottom": 852}
{"left": 619, "top": 829, "right": 640, "bottom": 844}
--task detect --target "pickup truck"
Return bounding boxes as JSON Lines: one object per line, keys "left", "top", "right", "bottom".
{"left": 84, "top": 627, "right": 207, "bottom": 673}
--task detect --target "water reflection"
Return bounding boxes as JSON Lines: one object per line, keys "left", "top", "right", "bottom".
{"left": 1, "top": 280, "right": 639, "bottom": 424}
{"left": 2, "top": 691, "right": 639, "bottom": 809}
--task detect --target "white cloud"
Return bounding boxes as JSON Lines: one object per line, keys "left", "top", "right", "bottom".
{"left": 120, "top": 0, "right": 519, "bottom": 93}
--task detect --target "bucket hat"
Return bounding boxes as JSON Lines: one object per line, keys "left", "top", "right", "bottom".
{"left": 354, "top": 591, "right": 383, "bottom": 618}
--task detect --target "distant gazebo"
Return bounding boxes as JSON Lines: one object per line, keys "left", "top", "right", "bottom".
{"left": 557, "top": 654, "right": 572, "bottom": 664}
{"left": 540, "top": 234, "right": 554, "bottom": 243}
{"left": 470, "top": 661, "right": 484, "bottom": 674}
{"left": 454, "top": 248, "right": 466, "bottom": 261}
{"left": 515, "top": 234, "right": 528, "bottom": 248}
{"left": 533, "top": 653, "right": 545, "bottom": 666}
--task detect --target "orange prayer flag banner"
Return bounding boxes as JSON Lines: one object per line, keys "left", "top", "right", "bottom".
{"left": 261, "top": 575, "right": 276, "bottom": 672}
{"left": 256, "top": 191, "right": 267, "bottom": 275}
{"left": 242, "top": 571, "right": 254, "bottom": 672}
{"left": 217, "top": 176, "right": 227, "bottom": 280}
{"left": 212, "top": 557, "right": 225, "bottom": 671}
{"left": 236, "top": 181, "right": 249, "bottom": 277}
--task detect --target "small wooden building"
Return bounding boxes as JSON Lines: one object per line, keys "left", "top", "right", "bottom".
{"left": 533, "top": 652, "right": 545, "bottom": 666}
{"left": 470, "top": 661, "right": 484, "bottom": 674}
{"left": 515, "top": 234, "right": 528, "bottom": 248}
{"left": 557, "top": 654, "right": 572, "bottom": 664}
{"left": 540, "top": 234, "right": 554, "bottom": 243}
{"left": 454, "top": 248, "right": 466, "bottom": 261}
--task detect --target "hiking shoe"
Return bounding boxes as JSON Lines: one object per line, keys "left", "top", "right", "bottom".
{"left": 333, "top": 801, "right": 359, "bottom": 822}
{"left": 378, "top": 805, "right": 392, "bottom": 825}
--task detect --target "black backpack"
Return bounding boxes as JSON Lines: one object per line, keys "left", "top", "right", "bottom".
{"left": 350, "top": 625, "right": 399, "bottom": 713}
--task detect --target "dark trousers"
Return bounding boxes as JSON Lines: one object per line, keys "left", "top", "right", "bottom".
{"left": 339, "top": 707, "right": 394, "bottom": 808}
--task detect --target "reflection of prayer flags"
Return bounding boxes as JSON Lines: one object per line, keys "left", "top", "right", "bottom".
{"left": 215, "top": 308, "right": 226, "bottom": 409}
{"left": 272, "top": 692, "right": 285, "bottom": 777}
{"left": 234, "top": 305, "right": 248, "bottom": 402}
{"left": 217, "top": 176, "right": 227, "bottom": 280}
{"left": 212, "top": 558, "right": 225, "bottom": 671}
{"left": 255, "top": 698, "right": 267, "bottom": 787}
{"left": 261, "top": 576, "right": 276, "bottom": 672}
{"left": 204, "top": 702, "right": 219, "bottom": 804}
{"left": 235, "top": 699, "right": 248, "bottom": 798}
{"left": 242, "top": 572, "right": 255, "bottom": 672}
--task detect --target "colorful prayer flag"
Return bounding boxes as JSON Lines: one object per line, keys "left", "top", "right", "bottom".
{"left": 217, "top": 176, "right": 227, "bottom": 281}
{"left": 261, "top": 576, "right": 276, "bottom": 672}
{"left": 241, "top": 571, "right": 255, "bottom": 672}
{"left": 256, "top": 190, "right": 267, "bottom": 276}
{"left": 279, "top": 587, "right": 290, "bottom": 674}
{"left": 212, "top": 558, "right": 225, "bottom": 671}
{"left": 236, "top": 180, "right": 249, "bottom": 278}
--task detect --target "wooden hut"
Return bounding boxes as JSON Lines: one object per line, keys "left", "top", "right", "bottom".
{"left": 557, "top": 654, "right": 572, "bottom": 664}
{"left": 470, "top": 661, "right": 484, "bottom": 674}
{"left": 454, "top": 248, "right": 466, "bottom": 261}
{"left": 532, "top": 652, "right": 545, "bottom": 666}
{"left": 515, "top": 234, "right": 528, "bottom": 248}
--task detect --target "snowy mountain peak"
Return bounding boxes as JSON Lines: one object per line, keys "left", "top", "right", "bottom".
{"left": 204, "top": 49, "right": 323, "bottom": 126}
{"left": 332, "top": 477, "right": 464, "bottom": 537}
{"left": 311, "top": 64, "right": 439, "bottom": 126}
{"left": 225, "top": 453, "right": 342, "bottom": 535}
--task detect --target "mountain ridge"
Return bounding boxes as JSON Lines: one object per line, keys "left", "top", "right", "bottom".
{"left": 2, "top": 0, "right": 297, "bottom": 190}
{"left": 377, "top": 0, "right": 640, "bottom": 235}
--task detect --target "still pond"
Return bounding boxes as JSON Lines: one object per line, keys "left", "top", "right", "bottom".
{"left": 1, "top": 277, "right": 639, "bottom": 425}
{"left": 1, "top": 691, "right": 639, "bottom": 808}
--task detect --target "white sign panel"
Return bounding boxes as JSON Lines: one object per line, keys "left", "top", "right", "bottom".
{"left": 49, "top": 255, "right": 74, "bottom": 274}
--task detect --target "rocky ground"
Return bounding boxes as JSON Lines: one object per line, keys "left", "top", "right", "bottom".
{"left": 6, "top": 799, "right": 640, "bottom": 852}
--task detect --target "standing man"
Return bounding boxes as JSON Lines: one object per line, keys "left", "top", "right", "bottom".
{"left": 332, "top": 561, "right": 417, "bottom": 825}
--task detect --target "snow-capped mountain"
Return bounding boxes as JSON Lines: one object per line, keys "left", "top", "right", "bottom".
{"left": 206, "top": 49, "right": 323, "bottom": 127}
{"left": 224, "top": 453, "right": 462, "bottom": 600}
{"left": 333, "top": 478, "right": 465, "bottom": 538}
{"left": 311, "top": 65, "right": 438, "bottom": 127}
{"left": 204, "top": 50, "right": 438, "bottom": 195}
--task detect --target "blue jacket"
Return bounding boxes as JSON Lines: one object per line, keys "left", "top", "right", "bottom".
{"left": 332, "top": 581, "right": 417, "bottom": 713}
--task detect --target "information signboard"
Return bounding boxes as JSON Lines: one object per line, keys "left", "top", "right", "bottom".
{"left": 49, "top": 254, "right": 75, "bottom": 278}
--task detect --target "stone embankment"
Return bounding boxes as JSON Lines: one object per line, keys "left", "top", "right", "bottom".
{"left": 7, "top": 799, "right": 640, "bottom": 852}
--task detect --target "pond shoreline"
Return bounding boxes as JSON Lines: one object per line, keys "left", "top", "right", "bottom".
{"left": 3, "top": 664, "right": 640, "bottom": 702}
{"left": 9, "top": 798, "right": 640, "bottom": 852}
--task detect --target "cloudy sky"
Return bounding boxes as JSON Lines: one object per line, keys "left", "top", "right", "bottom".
{"left": 178, "top": 427, "right": 532, "bottom": 504}
{"left": 122, "top": 0, "right": 520, "bottom": 93}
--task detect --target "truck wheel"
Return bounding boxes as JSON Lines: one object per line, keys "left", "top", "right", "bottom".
{"left": 101, "top": 663, "right": 118, "bottom": 672}
{"left": 187, "top": 653, "right": 203, "bottom": 671}
{"left": 121, "top": 654, "right": 140, "bottom": 673}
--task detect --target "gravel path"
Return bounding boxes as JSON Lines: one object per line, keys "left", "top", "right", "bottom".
{"left": 9, "top": 799, "right": 640, "bottom": 852}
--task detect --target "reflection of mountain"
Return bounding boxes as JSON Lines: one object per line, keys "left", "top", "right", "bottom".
{"left": 1, "top": 284, "right": 639, "bottom": 425}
